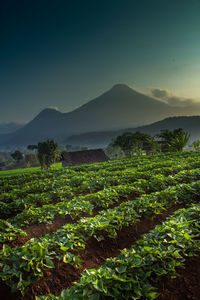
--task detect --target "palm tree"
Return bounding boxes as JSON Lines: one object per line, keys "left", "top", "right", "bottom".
{"left": 157, "top": 128, "right": 189, "bottom": 152}
{"left": 192, "top": 140, "right": 200, "bottom": 151}
{"left": 168, "top": 131, "right": 190, "bottom": 152}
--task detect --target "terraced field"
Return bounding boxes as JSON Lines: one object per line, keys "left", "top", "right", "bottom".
{"left": 0, "top": 152, "right": 200, "bottom": 299}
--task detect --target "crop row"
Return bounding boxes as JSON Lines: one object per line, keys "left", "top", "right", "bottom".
{"left": 0, "top": 168, "right": 69, "bottom": 190}
{"left": 1, "top": 179, "right": 200, "bottom": 295}
{"left": 0, "top": 152, "right": 176, "bottom": 187}
{"left": 1, "top": 151, "right": 199, "bottom": 193}
{"left": 0, "top": 165, "right": 199, "bottom": 244}
{"left": 1, "top": 154, "right": 200, "bottom": 217}
{"left": 1, "top": 166, "right": 200, "bottom": 244}
{"left": 71, "top": 150, "right": 200, "bottom": 172}
{"left": 38, "top": 203, "right": 200, "bottom": 300}
{"left": 0, "top": 165, "right": 177, "bottom": 216}
{"left": 0, "top": 156, "right": 147, "bottom": 191}
{"left": 7, "top": 166, "right": 200, "bottom": 226}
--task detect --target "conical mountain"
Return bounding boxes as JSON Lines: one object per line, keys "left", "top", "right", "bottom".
{"left": 1, "top": 84, "right": 200, "bottom": 147}
{"left": 69, "top": 84, "right": 170, "bottom": 131}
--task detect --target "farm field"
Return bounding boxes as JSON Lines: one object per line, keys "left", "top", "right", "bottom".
{"left": 0, "top": 152, "right": 200, "bottom": 300}
{"left": 0, "top": 163, "right": 62, "bottom": 178}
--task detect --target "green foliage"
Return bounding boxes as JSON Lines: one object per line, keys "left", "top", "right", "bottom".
{"left": 112, "top": 132, "right": 134, "bottom": 157}
{"left": 168, "top": 131, "right": 190, "bottom": 152}
{"left": 157, "top": 128, "right": 190, "bottom": 152}
{"left": 105, "top": 143, "right": 124, "bottom": 159}
{"left": 1, "top": 151, "right": 200, "bottom": 297}
{"left": 1, "top": 167, "right": 200, "bottom": 294}
{"left": 157, "top": 128, "right": 183, "bottom": 141}
{"left": 37, "top": 203, "right": 200, "bottom": 300}
{"left": 131, "top": 131, "right": 151, "bottom": 154}
{"left": 146, "top": 137, "right": 161, "bottom": 154}
{"left": 113, "top": 131, "right": 151, "bottom": 157}
{"left": 27, "top": 144, "right": 38, "bottom": 151}
{"left": 37, "top": 140, "right": 59, "bottom": 169}
{"left": 0, "top": 154, "right": 6, "bottom": 169}
{"left": 25, "top": 154, "right": 38, "bottom": 166}
{"left": 192, "top": 139, "right": 200, "bottom": 151}
{"left": 0, "top": 163, "right": 62, "bottom": 177}
{"left": 11, "top": 150, "right": 23, "bottom": 162}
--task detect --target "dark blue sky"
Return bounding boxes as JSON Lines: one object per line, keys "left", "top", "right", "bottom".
{"left": 1, "top": 0, "right": 200, "bottom": 122}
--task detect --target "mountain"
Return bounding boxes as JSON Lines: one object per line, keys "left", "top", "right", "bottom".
{"left": 1, "top": 84, "right": 200, "bottom": 148}
{"left": 0, "top": 122, "right": 25, "bottom": 134}
{"left": 66, "top": 116, "right": 200, "bottom": 147}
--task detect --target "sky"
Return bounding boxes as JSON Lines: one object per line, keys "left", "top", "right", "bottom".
{"left": 1, "top": 0, "right": 200, "bottom": 123}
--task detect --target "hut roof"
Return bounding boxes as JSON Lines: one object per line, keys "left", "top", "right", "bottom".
{"left": 61, "top": 148, "right": 109, "bottom": 166}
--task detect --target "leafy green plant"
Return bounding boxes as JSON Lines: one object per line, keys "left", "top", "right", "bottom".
{"left": 37, "top": 203, "right": 200, "bottom": 300}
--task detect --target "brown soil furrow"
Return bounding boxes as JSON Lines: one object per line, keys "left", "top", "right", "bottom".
{"left": 22, "top": 204, "right": 183, "bottom": 299}
{"left": 8, "top": 195, "right": 132, "bottom": 248}
{"left": 154, "top": 254, "right": 200, "bottom": 300}
{"left": 9, "top": 215, "right": 76, "bottom": 247}
{"left": 0, "top": 189, "right": 97, "bottom": 221}
{"left": 0, "top": 280, "right": 21, "bottom": 300}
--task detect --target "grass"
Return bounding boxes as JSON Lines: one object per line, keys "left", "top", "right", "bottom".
{"left": 0, "top": 163, "right": 62, "bottom": 177}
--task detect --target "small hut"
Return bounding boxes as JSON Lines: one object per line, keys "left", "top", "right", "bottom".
{"left": 61, "top": 148, "right": 109, "bottom": 167}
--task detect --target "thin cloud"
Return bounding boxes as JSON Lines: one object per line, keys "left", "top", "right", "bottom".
{"left": 150, "top": 88, "right": 169, "bottom": 100}
{"left": 47, "top": 106, "right": 60, "bottom": 111}
{"left": 150, "top": 88, "right": 196, "bottom": 107}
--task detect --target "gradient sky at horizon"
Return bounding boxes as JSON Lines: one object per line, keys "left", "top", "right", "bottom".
{"left": 1, "top": 0, "right": 200, "bottom": 122}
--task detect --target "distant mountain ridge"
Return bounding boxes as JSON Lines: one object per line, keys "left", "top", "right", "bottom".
{"left": 67, "top": 116, "right": 200, "bottom": 147}
{"left": 0, "top": 122, "right": 25, "bottom": 134}
{"left": 1, "top": 84, "right": 200, "bottom": 148}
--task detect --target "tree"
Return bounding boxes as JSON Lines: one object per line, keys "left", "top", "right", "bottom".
{"left": 113, "top": 132, "right": 135, "bottom": 157}
{"left": 37, "top": 140, "right": 59, "bottom": 169}
{"left": 157, "top": 128, "right": 190, "bottom": 152}
{"left": 27, "top": 144, "right": 38, "bottom": 151}
{"left": 25, "top": 153, "right": 39, "bottom": 166}
{"left": 168, "top": 131, "right": 190, "bottom": 152}
{"left": 113, "top": 131, "right": 152, "bottom": 157}
{"left": 11, "top": 150, "right": 23, "bottom": 163}
{"left": 144, "top": 137, "right": 161, "bottom": 155}
{"left": 0, "top": 154, "right": 4, "bottom": 164}
{"left": 192, "top": 140, "right": 200, "bottom": 151}
{"left": 131, "top": 131, "right": 151, "bottom": 155}
{"left": 105, "top": 142, "right": 124, "bottom": 159}
{"left": 0, "top": 154, "right": 5, "bottom": 169}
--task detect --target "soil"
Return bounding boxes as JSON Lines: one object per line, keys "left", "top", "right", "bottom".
{"left": 154, "top": 255, "right": 200, "bottom": 300}
{"left": 0, "top": 280, "right": 21, "bottom": 300}
{"left": 23, "top": 204, "right": 183, "bottom": 299}
{"left": 1, "top": 203, "right": 199, "bottom": 300}
{"left": 8, "top": 193, "right": 137, "bottom": 248}
{"left": 9, "top": 215, "right": 76, "bottom": 247}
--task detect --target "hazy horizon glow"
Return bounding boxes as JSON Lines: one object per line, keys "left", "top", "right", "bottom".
{"left": 1, "top": 0, "right": 200, "bottom": 122}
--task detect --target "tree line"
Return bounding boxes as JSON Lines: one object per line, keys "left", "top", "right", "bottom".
{"left": 7, "top": 128, "right": 200, "bottom": 170}
{"left": 112, "top": 128, "right": 191, "bottom": 157}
